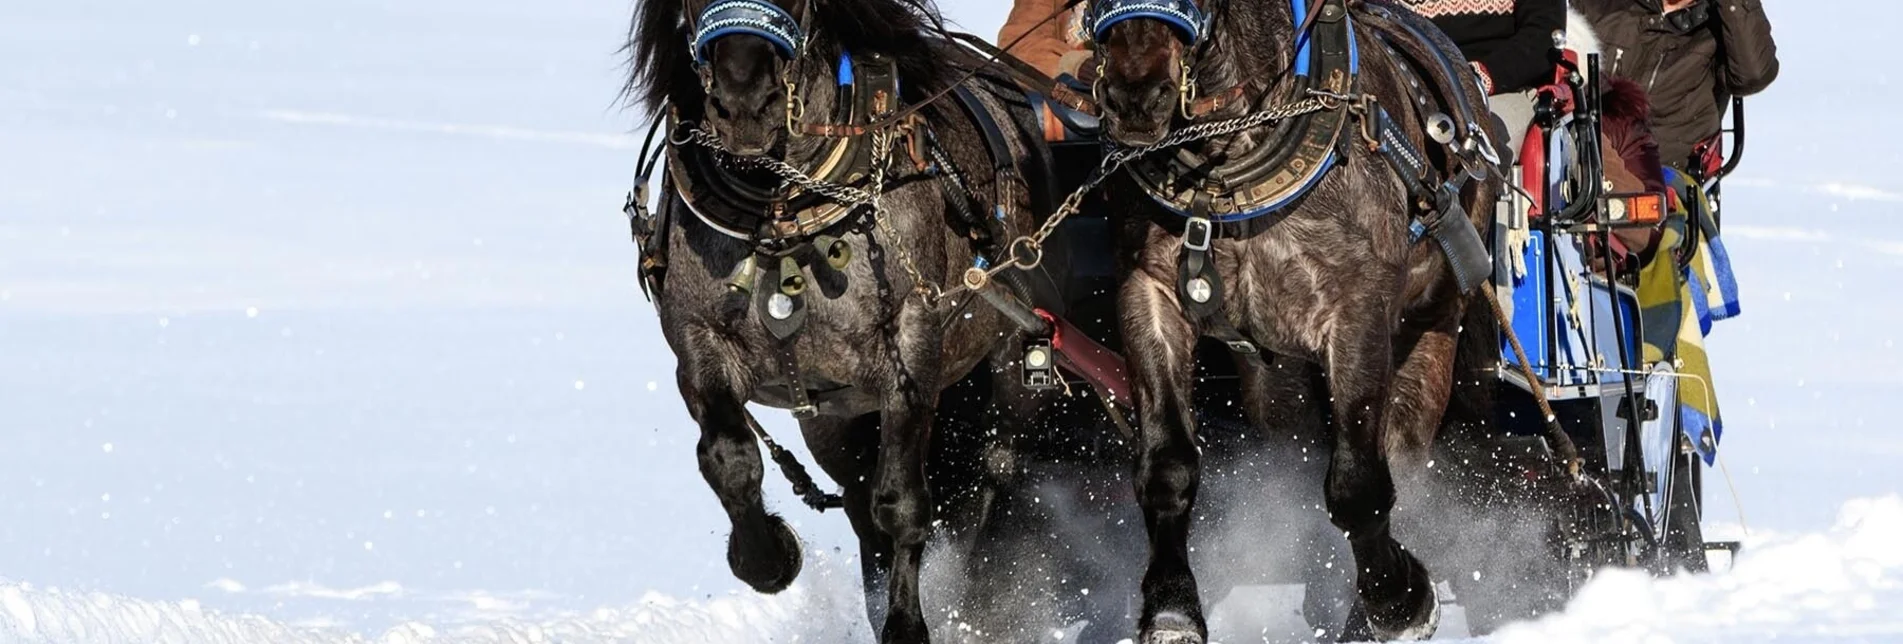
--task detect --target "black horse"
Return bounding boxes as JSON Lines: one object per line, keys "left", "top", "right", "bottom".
{"left": 1087, "top": 0, "right": 1507, "bottom": 640}
{"left": 622, "top": 0, "right": 1087, "bottom": 640}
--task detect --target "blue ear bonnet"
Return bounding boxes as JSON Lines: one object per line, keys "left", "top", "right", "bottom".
{"left": 1088, "top": 0, "right": 1210, "bottom": 44}
{"left": 693, "top": 0, "right": 806, "bottom": 66}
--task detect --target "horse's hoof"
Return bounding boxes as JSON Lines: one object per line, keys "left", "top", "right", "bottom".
{"left": 879, "top": 611, "right": 930, "bottom": 644}
{"left": 728, "top": 513, "right": 803, "bottom": 593}
{"left": 1366, "top": 581, "right": 1440, "bottom": 641}
{"left": 1141, "top": 610, "right": 1205, "bottom": 644}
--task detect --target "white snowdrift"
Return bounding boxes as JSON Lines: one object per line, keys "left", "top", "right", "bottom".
{"left": 1490, "top": 496, "right": 1903, "bottom": 644}
{"left": 0, "top": 556, "right": 871, "bottom": 644}
{"left": 0, "top": 498, "right": 1896, "bottom": 643}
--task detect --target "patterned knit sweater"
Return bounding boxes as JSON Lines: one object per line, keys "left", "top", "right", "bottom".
{"left": 1408, "top": 0, "right": 1567, "bottom": 95}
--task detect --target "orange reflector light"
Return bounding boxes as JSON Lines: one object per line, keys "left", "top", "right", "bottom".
{"left": 1604, "top": 192, "right": 1666, "bottom": 225}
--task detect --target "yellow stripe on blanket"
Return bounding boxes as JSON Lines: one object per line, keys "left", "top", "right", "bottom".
{"left": 1636, "top": 171, "right": 1727, "bottom": 462}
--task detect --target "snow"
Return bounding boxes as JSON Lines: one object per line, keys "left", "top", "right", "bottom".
{"left": 0, "top": 0, "right": 1896, "bottom": 642}
{"left": 1492, "top": 497, "right": 1903, "bottom": 644}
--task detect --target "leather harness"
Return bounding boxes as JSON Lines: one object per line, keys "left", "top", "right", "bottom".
{"left": 1087, "top": 0, "right": 1500, "bottom": 360}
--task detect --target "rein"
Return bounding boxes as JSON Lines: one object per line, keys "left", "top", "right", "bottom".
{"left": 853, "top": 0, "right": 1095, "bottom": 134}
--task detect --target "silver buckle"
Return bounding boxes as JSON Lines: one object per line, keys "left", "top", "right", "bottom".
{"left": 1183, "top": 216, "right": 1213, "bottom": 252}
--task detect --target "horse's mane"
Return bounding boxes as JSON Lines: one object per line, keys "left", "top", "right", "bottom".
{"left": 622, "top": 0, "right": 951, "bottom": 113}
{"left": 1201, "top": 0, "right": 1298, "bottom": 96}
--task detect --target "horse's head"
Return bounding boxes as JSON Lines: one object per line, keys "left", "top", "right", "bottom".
{"left": 690, "top": 0, "right": 812, "bottom": 156}
{"left": 1089, "top": 0, "right": 1211, "bottom": 146}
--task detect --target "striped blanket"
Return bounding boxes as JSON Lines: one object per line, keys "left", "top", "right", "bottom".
{"left": 1635, "top": 167, "right": 1740, "bottom": 464}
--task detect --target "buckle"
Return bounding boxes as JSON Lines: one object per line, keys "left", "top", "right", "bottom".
{"left": 1182, "top": 216, "right": 1213, "bottom": 252}
{"left": 1225, "top": 340, "right": 1259, "bottom": 355}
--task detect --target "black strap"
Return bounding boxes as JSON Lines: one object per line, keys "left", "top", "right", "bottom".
{"left": 1359, "top": 1, "right": 1486, "bottom": 144}
{"left": 949, "top": 84, "right": 1016, "bottom": 174}
{"left": 742, "top": 412, "right": 843, "bottom": 511}
{"left": 946, "top": 83, "right": 1032, "bottom": 268}
{"left": 755, "top": 254, "right": 818, "bottom": 419}
{"left": 1368, "top": 104, "right": 1436, "bottom": 205}
{"left": 1175, "top": 213, "right": 1270, "bottom": 367}
{"left": 627, "top": 118, "right": 671, "bottom": 300}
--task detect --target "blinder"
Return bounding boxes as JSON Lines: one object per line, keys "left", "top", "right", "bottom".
{"left": 692, "top": 0, "right": 807, "bottom": 66}
{"left": 1088, "top": 0, "right": 1211, "bottom": 45}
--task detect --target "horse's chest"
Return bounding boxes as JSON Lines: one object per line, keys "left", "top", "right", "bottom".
{"left": 1217, "top": 225, "right": 1392, "bottom": 356}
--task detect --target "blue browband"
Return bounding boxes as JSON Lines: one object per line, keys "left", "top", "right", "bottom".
{"left": 693, "top": 0, "right": 806, "bottom": 66}
{"left": 1089, "top": 0, "right": 1210, "bottom": 44}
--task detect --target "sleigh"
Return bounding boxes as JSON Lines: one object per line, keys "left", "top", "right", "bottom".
{"left": 1469, "top": 43, "right": 1748, "bottom": 580}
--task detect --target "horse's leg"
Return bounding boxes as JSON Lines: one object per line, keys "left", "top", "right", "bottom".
{"left": 679, "top": 364, "right": 804, "bottom": 594}
{"left": 1121, "top": 273, "right": 1207, "bottom": 644}
{"left": 1381, "top": 314, "right": 1460, "bottom": 475}
{"left": 1239, "top": 358, "right": 1355, "bottom": 641}
{"left": 802, "top": 412, "right": 890, "bottom": 634}
{"left": 971, "top": 342, "right": 1035, "bottom": 537}
{"left": 1323, "top": 318, "right": 1440, "bottom": 640}
{"left": 872, "top": 311, "right": 944, "bottom": 644}
{"left": 948, "top": 348, "right": 1044, "bottom": 638}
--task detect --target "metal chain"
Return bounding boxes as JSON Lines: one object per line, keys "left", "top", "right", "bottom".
{"left": 669, "top": 94, "right": 1338, "bottom": 306}
{"left": 939, "top": 95, "right": 1338, "bottom": 302}
{"left": 863, "top": 128, "right": 940, "bottom": 301}
{"left": 671, "top": 123, "right": 940, "bottom": 299}
{"left": 670, "top": 125, "right": 877, "bottom": 207}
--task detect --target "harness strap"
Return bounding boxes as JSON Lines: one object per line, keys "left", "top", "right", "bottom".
{"left": 742, "top": 410, "right": 845, "bottom": 511}
{"left": 626, "top": 118, "right": 672, "bottom": 300}
{"left": 692, "top": 0, "right": 807, "bottom": 65}
{"left": 1089, "top": 0, "right": 1211, "bottom": 44}
{"left": 1185, "top": 85, "right": 1248, "bottom": 120}
{"left": 1368, "top": 104, "right": 1433, "bottom": 203}
{"left": 1175, "top": 214, "right": 1271, "bottom": 365}
{"left": 1358, "top": 1, "right": 1492, "bottom": 160}
{"left": 944, "top": 32, "right": 1100, "bottom": 114}
{"left": 756, "top": 254, "right": 818, "bottom": 418}
{"left": 949, "top": 85, "right": 1016, "bottom": 174}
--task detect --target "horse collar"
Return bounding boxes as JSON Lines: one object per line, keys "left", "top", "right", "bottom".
{"left": 1126, "top": 0, "right": 1361, "bottom": 223}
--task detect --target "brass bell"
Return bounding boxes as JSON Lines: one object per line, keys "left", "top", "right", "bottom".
{"left": 779, "top": 255, "right": 807, "bottom": 296}
{"left": 825, "top": 239, "right": 852, "bottom": 269}
{"left": 727, "top": 256, "right": 758, "bottom": 294}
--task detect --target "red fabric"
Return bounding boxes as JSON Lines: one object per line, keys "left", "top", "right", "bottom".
{"left": 1520, "top": 119, "right": 1546, "bottom": 218}
{"left": 1692, "top": 133, "right": 1726, "bottom": 180}
{"left": 1033, "top": 309, "right": 1134, "bottom": 405}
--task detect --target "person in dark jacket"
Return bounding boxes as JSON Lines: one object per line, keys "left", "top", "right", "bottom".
{"left": 1413, "top": 0, "right": 1568, "bottom": 154}
{"left": 1574, "top": 0, "right": 1779, "bottom": 171}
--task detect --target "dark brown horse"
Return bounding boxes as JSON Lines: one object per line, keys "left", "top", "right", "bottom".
{"left": 1088, "top": 0, "right": 1505, "bottom": 640}
{"left": 623, "top": 0, "right": 1080, "bottom": 640}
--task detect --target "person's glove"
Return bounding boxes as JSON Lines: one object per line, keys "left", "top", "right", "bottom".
{"left": 1470, "top": 61, "right": 1494, "bottom": 96}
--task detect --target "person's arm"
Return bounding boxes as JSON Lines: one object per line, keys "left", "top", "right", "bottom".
{"left": 1472, "top": 0, "right": 1567, "bottom": 94}
{"left": 998, "top": 0, "right": 1071, "bottom": 78}
{"left": 1712, "top": 0, "right": 1779, "bottom": 95}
